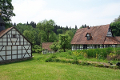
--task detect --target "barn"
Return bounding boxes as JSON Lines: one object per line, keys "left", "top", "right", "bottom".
{"left": 0, "top": 12, "right": 32, "bottom": 63}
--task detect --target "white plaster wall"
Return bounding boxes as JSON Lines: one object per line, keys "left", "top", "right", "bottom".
{"left": 18, "top": 55, "right": 22, "bottom": 59}
{"left": 0, "top": 56, "right": 5, "bottom": 61}
{"left": 23, "top": 49, "right": 26, "bottom": 53}
{"left": 7, "top": 51, "right": 11, "bottom": 55}
{"left": 16, "top": 42, "right": 19, "bottom": 45}
{"left": 3, "top": 35, "right": 6, "bottom": 38}
{"left": 24, "top": 46, "right": 29, "bottom": 49}
{"left": 0, "top": 57, "right": 2, "bottom": 61}
{"left": 72, "top": 45, "right": 74, "bottom": 50}
{"left": 3, "top": 43, "right": 6, "bottom": 45}
{"left": 12, "top": 46, "right": 17, "bottom": 49}
{"left": 27, "top": 50, "right": 31, "bottom": 53}
{"left": 2, "top": 56, "right": 5, "bottom": 60}
{"left": 7, "top": 56, "right": 11, "bottom": 60}
{"left": 8, "top": 42, "right": 12, "bottom": 45}
{"left": 12, "top": 51, "right": 17, "bottom": 55}
{"left": 7, "top": 46, "right": 11, "bottom": 50}
{"left": 16, "top": 31, "right": 19, "bottom": 35}
{"left": 24, "top": 54, "right": 30, "bottom": 57}
{"left": 3, "top": 38, "right": 6, "bottom": 42}
{"left": 0, "top": 51, "right": 5, "bottom": 55}
{"left": 12, "top": 30, "right": 15, "bottom": 34}
{"left": 0, "top": 46, "right": 3, "bottom": 50}
{"left": 24, "top": 41, "right": 28, "bottom": 45}
{"left": 18, "top": 50, "right": 21, "bottom": 54}
{"left": 12, "top": 55, "right": 17, "bottom": 59}
{"left": 7, "top": 31, "right": 11, "bottom": 34}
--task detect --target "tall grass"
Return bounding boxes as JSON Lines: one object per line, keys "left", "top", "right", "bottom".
{"left": 75, "top": 47, "right": 120, "bottom": 59}
{"left": 53, "top": 47, "right": 120, "bottom": 60}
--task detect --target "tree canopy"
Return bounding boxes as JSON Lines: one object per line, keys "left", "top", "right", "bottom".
{"left": 0, "top": 0, "right": 15, "bottom": 28}
{"left": 110, "top": 15, "right": 120, "bottom": 36}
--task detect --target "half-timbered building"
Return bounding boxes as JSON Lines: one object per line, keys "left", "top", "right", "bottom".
{"left": 0, "top": 11, "right": 32, "bottom": 63}
{"left": 71, "top": 24, "right": 120, "bottom": 50}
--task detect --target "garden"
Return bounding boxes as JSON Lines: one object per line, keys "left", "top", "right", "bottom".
{"left": 45, "top": 47, "right": 120, "bottom": 69}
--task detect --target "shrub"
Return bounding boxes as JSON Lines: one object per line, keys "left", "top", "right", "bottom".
{"left": 32, "top": 45, "right": 42, "bottom": 53}
{"left": 45, "top": 57, "right": 53, "bottom": 62}
{"left": 45, "top": 54, "right": 57, "bottom": 62}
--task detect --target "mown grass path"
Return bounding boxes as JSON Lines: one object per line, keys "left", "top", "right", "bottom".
{"left": 0, "top": 53, "right": 120, "bottom": 80}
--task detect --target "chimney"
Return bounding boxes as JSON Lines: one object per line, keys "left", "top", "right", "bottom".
{"left": 0, "top": 10, "right": 5, "bottom": 32}
{"left": 87, "top": 26, "right": 90, "bottom": 29}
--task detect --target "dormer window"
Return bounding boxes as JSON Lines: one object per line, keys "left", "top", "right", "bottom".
{"left": 86, "top": 33, "right": 92, "bottom": 40}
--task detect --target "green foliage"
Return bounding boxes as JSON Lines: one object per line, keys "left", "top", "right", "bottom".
{"left": 110, "top": 15, "right": 120, "bottom": 36}
{"left": 32, "top": 45, "right": 42, "bottom": 53}
{"left": 14, "top": 19, "right": 76, "bottom": 47}
{"left": 36, "top": 19, "right": 55, "bottom": 42}
{"left": 23, "top": 30, "right": 35, "bottom": 44}
{"left": 110, "top": 21, "right": 120, "bottom": 36}
{"left": 45, "top": 54, "right": 57, "bottom": 62}
{"left": 50, "top": 42, "right": 59, "bottom": 52}
{"left": 59, "top": 34, "right": 69, "bottom": 52}
{"left": 0, "top": 0, "right": 15, "bottom": 28}
{"left": 1, "top": 53, "right": 120, "bottom": 80}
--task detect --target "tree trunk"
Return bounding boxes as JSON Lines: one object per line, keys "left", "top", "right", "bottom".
{"left": 64, "top": 48, "right": 65, "bottom": 52}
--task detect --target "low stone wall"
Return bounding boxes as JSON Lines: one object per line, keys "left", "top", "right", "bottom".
{"left": 107, "top": 54, "right": 120, "bottom": 60}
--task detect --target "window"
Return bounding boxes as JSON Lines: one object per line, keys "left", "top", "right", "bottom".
{"left": 94, "top": 45, "right": 97, "bottom": 48}
{"left": 86, "top": 33, "right": 92, "bottom": 40}
{"left": 12, "top": 34, "right": 16, "bottom": 38}
{"left": 108, "top": 28, "right": 111, "bottom": 32}
{"left": 83, "top": 45, "right": 87, "bottom": 49}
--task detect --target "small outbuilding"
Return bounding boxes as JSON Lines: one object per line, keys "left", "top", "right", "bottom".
{"left": 0, "top": 11, "right": 32, "bottom": 63}
{"left": 42, "top": 42, "right": 54, "bottom": 54}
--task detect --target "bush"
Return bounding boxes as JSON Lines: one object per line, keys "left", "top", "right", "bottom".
{"left": 45, "top": 57, "right": 53, "bottom": 62}
{"left": 45, "top": 55, "right": 57, "bottom": 62}
{"left": 32, "top": 45, "right": 42, "bottom": 53}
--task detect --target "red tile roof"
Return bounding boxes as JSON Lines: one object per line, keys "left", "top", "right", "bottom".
{"left": 71, "top": 24, "right": 120, "bottom": 45}
{"left": 0, "top": 27, "right": 13, "bottom": 37}
{"left": 104, "top": 37, "right": 120, "bottom": 44}
{"left": 42, "top": 42, "right": 53, "bottom": 51}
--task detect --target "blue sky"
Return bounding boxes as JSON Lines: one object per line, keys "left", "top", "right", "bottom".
{"left": 12, "top": 0, "right": 120, "bottom": 28}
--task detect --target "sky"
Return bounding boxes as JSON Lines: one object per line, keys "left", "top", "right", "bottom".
{"left": 12, "top": 0, "right": 120, "bottom": 28}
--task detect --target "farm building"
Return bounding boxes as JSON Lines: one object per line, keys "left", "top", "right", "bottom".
{"left": 42, "top": 42, "right": 54, "bottom": 54}
{"left": 0, "top": 12, "right": 32, "bottom": 63}
{"left": 71, "top": 24, "right": 120, "bottom": 50}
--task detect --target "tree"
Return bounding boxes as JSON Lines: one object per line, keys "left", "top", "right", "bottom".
{"left": 0, "top": 0, "right": 15, "bottom": 28}
{"left": 75, "top": 25, "right": 78, "bottom": 30}
{"left": 114, "top": 15, "right": 120, "bottom": 22}
{"left": 59, "top": 34, "right": 69, "bottom": 52}
{"left": 36, "top": 19, "right": 55, "bottom": 42}
{"left": 23, "top": 30, "right": 35, "bottom": 44}
{"left": 30, "top": 21, "right": 36, "bottom": 28}
{"left": 50, "top": 42, "right": 59, "bottom": 52}
{"left": 110, "top": 21, "right": 120, "bottom": 36}
{"left": 110, "top": 15, "right": 120, "bottom": 36}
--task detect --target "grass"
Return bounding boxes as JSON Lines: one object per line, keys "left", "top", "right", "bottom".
{"left": 0, "top": 53, "right": 120, "bottom": 80}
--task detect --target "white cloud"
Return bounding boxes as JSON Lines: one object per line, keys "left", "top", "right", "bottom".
{"left": 12, "top": 0, "right": 46, "bottom": 23}
{"left": 12, "top": 0, "right": 120, "bottom": 28}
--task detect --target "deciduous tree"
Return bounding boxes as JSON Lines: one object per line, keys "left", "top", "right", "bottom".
{"left": 0, "top": 0, "right": 15, "bottom": 28}
{"left": 59, "top": 34, "right": 69, "bottom": 52}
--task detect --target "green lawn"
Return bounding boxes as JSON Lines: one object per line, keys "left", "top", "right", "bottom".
{"left": 0, "top": 53, "right": 120, "bottom": 80}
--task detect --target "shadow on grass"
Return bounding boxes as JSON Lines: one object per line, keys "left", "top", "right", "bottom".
{"left": 0, "top": 58, "right": 34, "bottom": 66}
